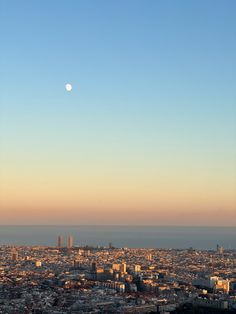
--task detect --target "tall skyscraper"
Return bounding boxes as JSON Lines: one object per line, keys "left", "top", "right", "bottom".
{"left": 68, "top": 235, "right": 73, "bottom": 248}
{"left": 57, "top": 235, "right": 64, "bottom": 248}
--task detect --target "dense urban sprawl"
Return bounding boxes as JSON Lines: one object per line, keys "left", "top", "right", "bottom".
{"left": 0, "top": 239, "right": 236, "bottom": 313}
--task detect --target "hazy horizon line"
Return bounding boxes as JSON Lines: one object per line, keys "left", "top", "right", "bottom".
{"left": 0, "top": 224, "right": 235, "bottom": 228}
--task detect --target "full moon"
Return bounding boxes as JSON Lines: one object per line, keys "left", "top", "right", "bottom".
{"left": 65, "top": 83, "right": 72, "bottom": 92}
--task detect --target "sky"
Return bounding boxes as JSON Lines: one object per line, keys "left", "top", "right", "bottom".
{"left": 0, "top": 0, "right": 236, "bottom": 225}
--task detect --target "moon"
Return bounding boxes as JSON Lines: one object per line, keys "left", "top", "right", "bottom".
{"left": 65, "top": 83, "right": 72, "bottom": 92}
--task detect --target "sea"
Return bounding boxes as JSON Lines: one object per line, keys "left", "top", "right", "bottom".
{"left": 0, "top": 226, "right": 235, "bottom": 250}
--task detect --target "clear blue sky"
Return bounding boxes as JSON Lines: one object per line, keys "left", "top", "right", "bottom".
{"left": 0, "top": 0, "right": 236, "bottom": 225}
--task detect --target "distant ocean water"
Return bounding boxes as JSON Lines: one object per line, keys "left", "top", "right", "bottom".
{"left": 0, "top": 226, "right": 235, "bottom": 250}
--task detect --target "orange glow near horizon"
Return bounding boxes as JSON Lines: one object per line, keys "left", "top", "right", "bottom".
{"left": 1, "top": 162, "right": 235, "bottom": 225}
{"left": 1, "top": 0, "right": 236, "bottom": 227}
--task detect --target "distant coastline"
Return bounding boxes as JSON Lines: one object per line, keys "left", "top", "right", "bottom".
{"left": 0, "top": 225, "right": 235, "bottom": 249}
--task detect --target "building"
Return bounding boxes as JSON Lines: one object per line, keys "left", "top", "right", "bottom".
{"left": 112, "top": 263, "right": 126, "bottom": 273}
{"left": 68, "top": 235, "right": 73, "bottom": 248}
{"left": 92, "top": 261, "right": 97, "bottom": 272}
{"left": 193, "top": 276, "right": 229, "bottom": 293}
{"left": 147, "top": 254, "right": 152, "bottom": 261}
{"left": 134, "top": 264, "right": 141, "bottom": 273}
{"left": 194, "top": 298, "right": 228, "bottom": 310}
{"left": 215, "top": 279, "right": 230, "bottom": 294}
{"left": 112, "top": 263, "right": 121, "bottom": 271}
{"left": 230, "top": 281, "right": 236, "bottom": 291}
{"left": 35, "top": 261, "right": 42, "bottom": 267}
{"left": 120, "top": 263, "right": 127, "bottom": 273}
{"left": 193, "top": 276, "right": 218, "bottom": 289}
{"left": 84, "top": 250, "right": 90, "bottom": 257}
{"left": 57, "top": 235, "right": 64, "bottom": 248}
{"left": 216, "top": 244, "right": 224, "bottom": 254}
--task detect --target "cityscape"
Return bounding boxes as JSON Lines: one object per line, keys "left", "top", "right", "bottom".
{"left": 0, "top": 235, "right": 236, "bottom": 313}
{"left": 1, "top": 0, "right": 236, "bottom": 313}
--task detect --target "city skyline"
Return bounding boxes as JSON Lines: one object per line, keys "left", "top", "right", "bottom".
{"left": 1, "top": 0, "right": 236, "bottom": 225}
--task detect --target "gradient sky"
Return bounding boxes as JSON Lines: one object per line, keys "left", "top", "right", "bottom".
{"left": 0, "top": 0, "right": 236, "bottom": 225}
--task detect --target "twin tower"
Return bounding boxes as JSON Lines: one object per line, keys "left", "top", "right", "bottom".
{"left": 57, "top": 235, "right": 73, "bottom": 248}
